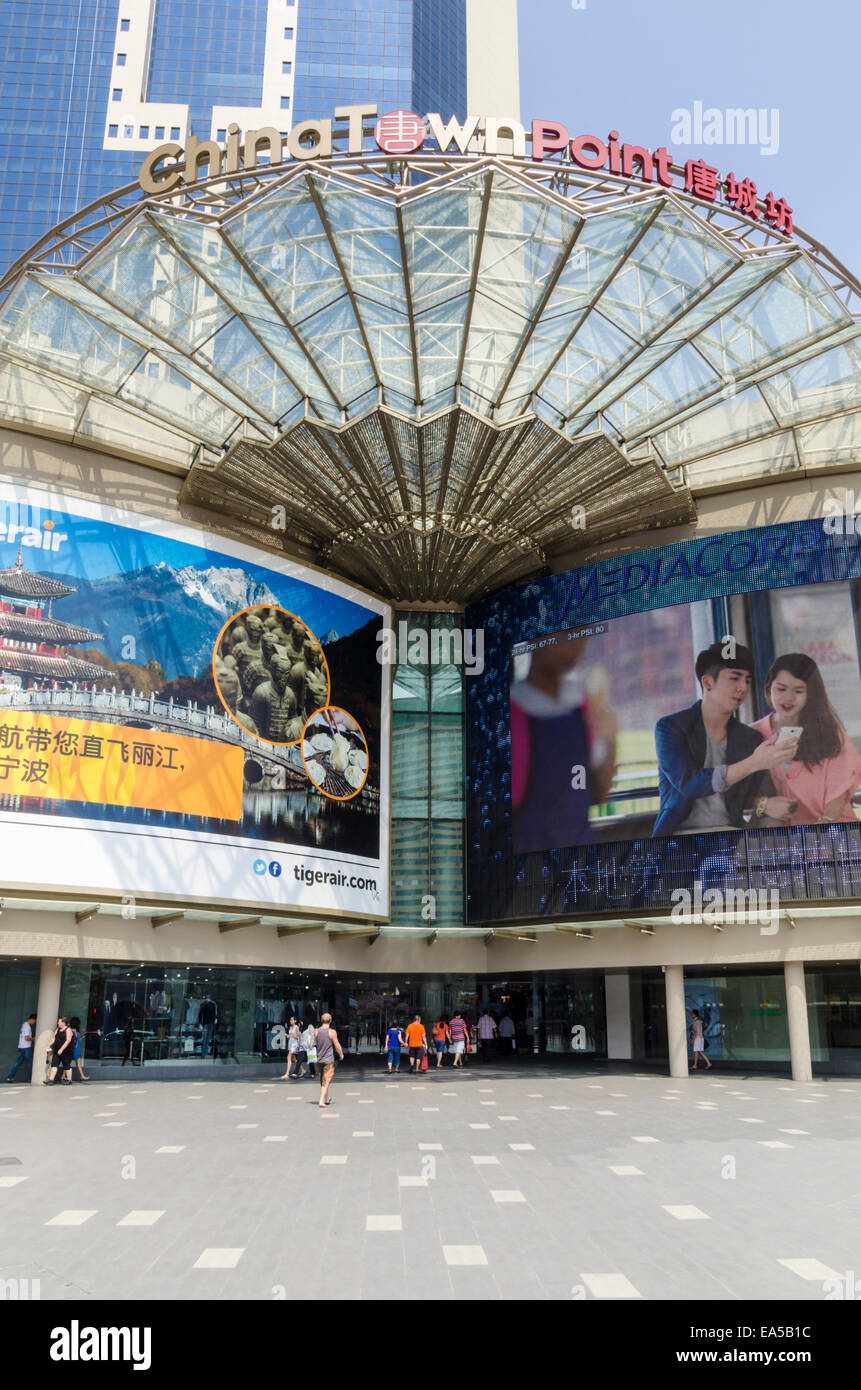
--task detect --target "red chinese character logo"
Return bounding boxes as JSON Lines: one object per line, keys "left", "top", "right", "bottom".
{"left": 763, "top": 192, "right": 794, "bottom": 236}
{"left": 724, "top": 172, "right": 760, "bottom": 219}
{"left": 374, "top": 110, "right": 426, "bottom": 155}
{"left": 684, "top": 159, "right": 720, "bottom": 202}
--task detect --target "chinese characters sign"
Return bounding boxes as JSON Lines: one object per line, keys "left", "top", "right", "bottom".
{"left": 0, "top": 711, "right": 243, "bottom": 819}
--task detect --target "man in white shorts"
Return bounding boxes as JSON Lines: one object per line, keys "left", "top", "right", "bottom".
{"left": 449, "top": 1011, "right": 468, "bottom": 1067}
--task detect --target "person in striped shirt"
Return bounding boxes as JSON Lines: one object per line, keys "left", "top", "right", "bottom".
{"left": 449, "top": 1011, "right": 468, "bottom": 1068}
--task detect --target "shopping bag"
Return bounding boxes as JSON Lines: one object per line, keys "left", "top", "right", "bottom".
{"left": 420, "top": 1050, "right": 429, "bottom": 1072}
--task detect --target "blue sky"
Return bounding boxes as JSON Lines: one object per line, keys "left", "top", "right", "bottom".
{"left": 518, "top": 0, "right": 858, "bottom": 272}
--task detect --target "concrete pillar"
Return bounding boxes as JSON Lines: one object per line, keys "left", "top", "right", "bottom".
{"left": 664, "top": 964, "right": 688, "bottom": 1078}
{"left": 784, "top": 960, "right": 813, "bottom": 1082}
{"left": 605, "top": 972, "right": 632, "bottom": 1060}
{"left": 31, "top": 957, "right": 62, "bottom": 1087}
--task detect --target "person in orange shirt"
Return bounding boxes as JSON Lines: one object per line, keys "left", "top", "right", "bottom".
{"left": 431, "top": 1018, "right": 450, "bottom": 1068}
{"left": 404, "top": 1015, "right": 427, "bottom": 1074}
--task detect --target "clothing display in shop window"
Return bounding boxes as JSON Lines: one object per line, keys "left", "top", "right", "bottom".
{"left": 184, "top": 998, "right": 202, "bottom": 1026}
{"left": 199, "top": 998, "right": 216, "bottom": 1054}
{"left": 256, "top": 998, "right": 285, "bottom": 1024}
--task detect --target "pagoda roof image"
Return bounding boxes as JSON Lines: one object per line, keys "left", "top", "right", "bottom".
{"left": 0, "top": 561, "right": 75, "bottom": 600}
{"left": 0, "top": 611, "right": 104, "bottom": 644}
{"left": 0, "top": 649, "right": 107, "bottom": 681}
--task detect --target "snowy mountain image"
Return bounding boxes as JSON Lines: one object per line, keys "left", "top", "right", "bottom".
{"left": 58, "top": 563, "right": 281, "bottom": 680}
{"left": 158, "top": 563, "right": 279, "bottom": 619}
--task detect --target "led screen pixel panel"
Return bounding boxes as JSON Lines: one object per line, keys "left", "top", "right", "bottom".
{"left": 466, "top": 518, "right": 861, "bottom": 923}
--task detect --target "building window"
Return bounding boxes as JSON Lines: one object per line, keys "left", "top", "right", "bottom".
{"left": 116, "top": 53, "right": 126, "bottom": 66}
{"left": 155, "top": 126, "right": 164, "bottom": 140}
{"left": 123, "top": 123, "right": 133, "bottom": 138}
{"left": 139, "top": 126, "right": 149, "bottom": 139}
{"left": 108, "top": 124, "right": 118, "bottom": 138}
{"left": 216, "top": 128, "right": 226, "bottom": 142}
{"left": 120, "top": 17, "right": 130, "bottom": 30}
{"left": 284, "top": 26, "right": 294, "bottom": 38}
{"left": 282, "top": 61, "right": 292, "bottom": 73}
{"left": 112, "top": 88, "right": 122, "bottom": 101}
{"left": 280, "top": 96, "right": 290, "bottom": 109}
{"left": 170, "top": 127, "right": 180, "bottom": 140}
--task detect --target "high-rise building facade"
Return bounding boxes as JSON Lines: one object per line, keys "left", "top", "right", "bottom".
{"left": 0, "top": 0, "right": 519, "bottom": 274}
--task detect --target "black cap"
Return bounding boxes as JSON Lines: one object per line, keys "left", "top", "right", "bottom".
{"left": 695, "top": 641, "right": 755, "bottom": 682}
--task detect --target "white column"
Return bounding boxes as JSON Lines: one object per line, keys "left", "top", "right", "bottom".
{"left": 31, "top": 957, "right": 62, "bottom": 1087}
{"left": 605, "top": 972, "right": 632, "bottom": 1060}
{"left": 664, "top": 964, "right": 688, "bottom": 1078}
{"left": 784, "top": 960, "right": 813, "bottom": 1082}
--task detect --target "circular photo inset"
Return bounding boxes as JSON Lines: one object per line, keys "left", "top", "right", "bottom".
{"left": 301, "top": 707, "right": 370, "bottom": 801}
{"left": 213, "top": 605, "right": 330, "bottom": 746}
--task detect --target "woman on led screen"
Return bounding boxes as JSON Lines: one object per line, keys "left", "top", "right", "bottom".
{"left": 751, "top": 653, "right": 861, "bottom": 825}
{"left": 511, "top": 634, "right": 617, "bottom": 853}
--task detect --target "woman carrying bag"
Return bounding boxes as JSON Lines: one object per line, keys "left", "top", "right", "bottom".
{"left": 293, "top": 1022, "right": 308, "bottom": 1080}
{"left": 301, "top": 1020, "right": 317, "bottom": 1079}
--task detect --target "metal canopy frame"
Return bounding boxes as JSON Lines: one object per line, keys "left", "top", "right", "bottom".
{"left": 0, "top": 149, "right": 858, "bottom": 600}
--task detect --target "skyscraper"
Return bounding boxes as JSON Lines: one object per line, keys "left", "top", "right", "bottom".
{"left": 0, "top": 0, "right": 519, "bottom": 275}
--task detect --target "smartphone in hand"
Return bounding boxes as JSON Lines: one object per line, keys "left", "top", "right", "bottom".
{"left": 776, "top": 725, "right": 803, "bottom": 745}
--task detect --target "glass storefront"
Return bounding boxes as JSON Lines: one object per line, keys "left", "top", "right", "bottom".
{"left": 0, "top": 958, "right": 41, "bottom": 1067}
{"left": 55, "top": 960, "right": 608, "bottom": 1067}
{"left": 629, "top": 969, "right": 669, "bottom": 1062}
{"left": 631, "top": 966, "right": 793, "bottom": 1068}
{"left": 806, "top": 966, "right": 861, "bottom": 1068}
{"left": 7, "top": 957, "right": 856, "bottom": 1073}
{"left": 683, "top": 969, "right": 790, "bottom": 1066}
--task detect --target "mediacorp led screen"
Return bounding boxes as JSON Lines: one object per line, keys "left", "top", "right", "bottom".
{"left": 0, "top": 485, "right": 391, "bottom": 919}
{"left": 467, "top": 518, "right": 861, "bottom": 922}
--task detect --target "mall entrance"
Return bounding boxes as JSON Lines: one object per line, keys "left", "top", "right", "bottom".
{"left": 24, "top": 961, "right": 610, "bottom": 1068}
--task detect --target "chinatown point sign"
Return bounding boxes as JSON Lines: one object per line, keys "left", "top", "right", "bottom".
{"left": 138, "top": 104, "right": 794, "bottom": 235}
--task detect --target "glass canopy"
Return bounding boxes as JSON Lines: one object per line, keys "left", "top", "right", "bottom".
{"left": 0, "top": 152, "right": 858, "bottom": 597}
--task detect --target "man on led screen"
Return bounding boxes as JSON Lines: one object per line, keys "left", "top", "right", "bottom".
{"left": 511, "top": 631, "right": 617, "bottom": 853}
{"left": 653, "top": 641, "right": 798, "bottom": 836}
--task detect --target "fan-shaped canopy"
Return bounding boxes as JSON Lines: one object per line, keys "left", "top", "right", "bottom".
{"left": 0, "top": 152, "right": 858, "bottom": 599}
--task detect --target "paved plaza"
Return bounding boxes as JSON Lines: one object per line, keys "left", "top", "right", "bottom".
{"left": 1, "top": 1063, "right": 860, "bottom": 1301}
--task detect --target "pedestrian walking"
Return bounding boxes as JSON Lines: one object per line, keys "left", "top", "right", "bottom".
{"left": 431, "top": 1017, "right": 450, "bottom": 1068}
{"left": 292, "top": 1022, "right": 308, "bottom": 1079}
{"left": 301, "top": 1020, "right": 317, "bottom": 1078}
{"left": 315, "top": 1013, "right": 344, "bottom": 1107}
{"left": 6, "top": 1011, "right": 36, "bottom": 1083}
{"left": 477, "top": 1010, "right": 497, "bottom": 1057}
{"left": 449, "top": 1010, "right": 468, "bottom": 1067}
{"left": 498, "top": 1013, "right": 516, "bottom": 1054}
{"left": 689, "top": 1009, "right": 712, "bottom": 1070}
{"left": 45, "top": 1017, "right": 74, "bottom": 1085}
{"left": 404, "top": 1014, "right": 427, "bottom": 1074}
{"left": 385, "top": 1020, "right": 404, "bottom": 1073}
{"left": 281, "top": 1016, "right": 301, "bottom": 1079}
{"left": 68, "top": 1017, "right": 89, "bottom": 1081}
